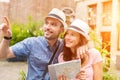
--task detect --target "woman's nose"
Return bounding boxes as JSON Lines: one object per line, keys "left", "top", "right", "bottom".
{"left": 65, "top": 35, "right": 71, "bottom": 40}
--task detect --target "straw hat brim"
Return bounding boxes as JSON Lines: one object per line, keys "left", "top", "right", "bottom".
{"left": 68, "top": 28, "right": 89, "bottom": 40}
{"left": 45, "top": 16, "right": 67, "bottom": 28}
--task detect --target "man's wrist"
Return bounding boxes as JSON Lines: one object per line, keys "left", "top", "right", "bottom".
{"left": 4, "top": 36, "right": 12, "bottom": 40}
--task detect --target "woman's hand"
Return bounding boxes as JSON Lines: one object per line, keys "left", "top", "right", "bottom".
{"left": 75, "top": 69, "right": 86, "bottom": 80}
{"left": 0, "top": 17, "right": 12, "bottom": 37}
{"left": 57, "top": 75, "right": 68, "bottom": 80}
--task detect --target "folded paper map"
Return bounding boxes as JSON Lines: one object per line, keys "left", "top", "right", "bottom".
{"left": 48, "top": 60, "right": 81, "bottom": 80}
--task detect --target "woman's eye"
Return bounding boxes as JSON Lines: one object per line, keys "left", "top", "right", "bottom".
{"left": 71, "top": 33, "right": 74, "bottom": 36}
{"left": 51, "top": 23, "right": 55, "bottom": 26}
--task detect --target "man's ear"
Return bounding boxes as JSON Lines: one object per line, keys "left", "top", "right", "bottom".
{"left": 60, "top": 26, "right": 64, "bottom": 33}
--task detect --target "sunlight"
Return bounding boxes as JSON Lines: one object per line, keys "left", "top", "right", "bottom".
{"left": 0, "top": 0, "right": 9, "bottom": 2}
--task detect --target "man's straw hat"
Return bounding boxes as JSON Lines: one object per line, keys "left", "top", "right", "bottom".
{"left": 45, "top": 8, "right": 67, "bottom": 28}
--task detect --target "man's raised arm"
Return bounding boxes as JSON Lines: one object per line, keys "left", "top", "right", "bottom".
{"left": 0, "top": 17, "right": 15, "bottom": 59}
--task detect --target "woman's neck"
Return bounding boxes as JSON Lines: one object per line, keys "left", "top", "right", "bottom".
{"left": 71, "top": 48, "right": 75, "bottom": 53}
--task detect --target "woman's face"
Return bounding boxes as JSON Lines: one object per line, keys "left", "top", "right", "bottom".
{"left": 65, "top": 29, "right": 80, "bottom": 49}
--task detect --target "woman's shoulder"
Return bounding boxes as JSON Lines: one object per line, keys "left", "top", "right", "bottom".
{"left": 88, "top": 48, "right": 102, "bottom": 64}
{"left": 88, "top": 48, "right": 102, "bottom": 59}
{"left": 88, "top": 48, "right": 100, "bottom": 54}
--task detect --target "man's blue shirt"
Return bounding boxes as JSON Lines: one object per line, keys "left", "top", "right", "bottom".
{"left": 11, "top": 36, "right": 63, "bottom": 80}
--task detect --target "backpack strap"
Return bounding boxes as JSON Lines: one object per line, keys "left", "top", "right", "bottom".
{"left": 41, "top": 44, "right": 59, "bottom": 80}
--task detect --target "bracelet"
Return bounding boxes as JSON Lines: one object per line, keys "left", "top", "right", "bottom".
{"left": 4, "top": 36, "right": 12, "bottom": 40}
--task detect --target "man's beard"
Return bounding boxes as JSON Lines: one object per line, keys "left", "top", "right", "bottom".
{"left": 44, "top": 30, "right": 59, "bottom": 41}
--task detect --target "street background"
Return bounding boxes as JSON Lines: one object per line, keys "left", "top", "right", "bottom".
{"left": 0, "top": 60, "right": 27, "bottom": 80}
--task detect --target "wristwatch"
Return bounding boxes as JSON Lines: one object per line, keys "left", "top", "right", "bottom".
{"left": 4, "top": 36, "right": 12, "bottom": 40}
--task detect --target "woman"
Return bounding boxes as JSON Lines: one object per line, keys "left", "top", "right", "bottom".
{"left": 58, "top": 19, "right": 103, "bottom": 80}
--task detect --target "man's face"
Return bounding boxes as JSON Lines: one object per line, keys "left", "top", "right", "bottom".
{"left": 43, "top": 17, "right": 63, "bottom": 40}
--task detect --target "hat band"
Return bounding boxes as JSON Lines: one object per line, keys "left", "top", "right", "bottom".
{"left": 70, "top": 26, "right": 85, "bottom": 33}
{"left": 48, "top": 14, "right": 64, "bottom": 21}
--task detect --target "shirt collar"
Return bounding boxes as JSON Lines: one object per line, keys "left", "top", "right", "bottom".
{"left": 43, "top": 37, "right": 60, "bottom": 51}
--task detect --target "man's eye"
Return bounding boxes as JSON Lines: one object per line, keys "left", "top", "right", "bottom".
{"left": 52, "top": 23, "right": 58, "bottom": 26}
{"left": 45, "top": 21, "right": 48, "bottom": 25}
{"left": 51, "top": 23, "right": 55, "bottom": 26}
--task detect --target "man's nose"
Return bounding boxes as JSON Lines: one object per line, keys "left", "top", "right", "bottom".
{"left": 45, "top": 24, "right": 51, "bottom": 29}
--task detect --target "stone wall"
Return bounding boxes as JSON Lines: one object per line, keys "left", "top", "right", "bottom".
{"left": 0, "top": 2, "right": 9, "bottom": 23}
{"left": 0, "top": 0, "right": 76, "bottom": 23}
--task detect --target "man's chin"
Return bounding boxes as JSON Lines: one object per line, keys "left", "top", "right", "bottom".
{"left": 44, "top": 34, "right": 50, "bottom": 38}
{"left": 45, "top": 36, "right": 57, "bottom": 41}
{"left": 45, "top": 36, "right": 52, "bottom": 40}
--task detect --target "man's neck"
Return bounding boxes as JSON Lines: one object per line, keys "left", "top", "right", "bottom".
{"left": 46, "top": 38, "right": 58, "bottom": 47}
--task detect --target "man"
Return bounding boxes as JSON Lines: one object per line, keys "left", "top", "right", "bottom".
{"left": 0, "top": 8, "right": 87, "bottom": 80}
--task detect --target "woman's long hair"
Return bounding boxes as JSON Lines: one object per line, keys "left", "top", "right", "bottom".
{"left": 62, "top": 32, "right": 88, "bottom": 61}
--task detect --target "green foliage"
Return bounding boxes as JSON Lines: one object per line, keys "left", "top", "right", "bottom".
{"left": 89, "top": 30, "right": 110, "bottom": 72}
{"left": 59, "top": 31, "right": 66, "bottom": 39}
{"left": 89, "top": 30, "right": 118, "bottom": 79}
{"left": 103, "top": 72, "right": 117, "bottom": 80}
{"left": 19, "top": 69, "right": 26, "bottom": 80}
{"left": 10, "top": 16, "right": 44, "bottom": 45}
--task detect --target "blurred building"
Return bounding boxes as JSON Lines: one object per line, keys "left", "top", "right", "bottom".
{"left": 0, "top": 2, "right": 9, "bottom": 42}
{"left": 0, "top": 2, "right": 9, "bottom": 23}
{"left": 75, "top": 0, "right": 120, "bottom": 59}
{"left": 0, "top": 0, "right": 76, "bottom": 23}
